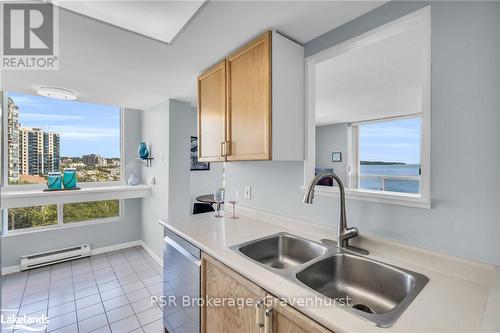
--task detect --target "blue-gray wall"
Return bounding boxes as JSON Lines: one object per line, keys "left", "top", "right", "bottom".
{"left": 226, "top": 1, "right": 500, "bottom": 265}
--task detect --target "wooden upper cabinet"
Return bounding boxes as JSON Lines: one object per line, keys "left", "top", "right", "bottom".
{"left": 197, "top": 31, "right": 304, "bottom": 162}
{"left": 227, "top": 31, "right": 272, "bottom": 161}
{"left": 197, "top": 60, "right": 227, "bottom": 162}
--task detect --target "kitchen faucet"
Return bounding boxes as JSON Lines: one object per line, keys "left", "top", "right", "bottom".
{"left": 303, "top": 171, "right": 369, "bottom": 255}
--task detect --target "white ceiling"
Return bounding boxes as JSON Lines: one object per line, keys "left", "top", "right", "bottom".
{"left": 1, "top": 1, "right": 386, "bottom": 110}
{"left": 315, "top": 24, "right": 425, "bottom": 126}
{"left": 50, "top": 1, "right": 205, "bottom": 44}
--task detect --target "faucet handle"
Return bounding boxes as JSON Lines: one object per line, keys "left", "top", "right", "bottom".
{"left": 341, "top": 227, "right": 359, "bottom": 240}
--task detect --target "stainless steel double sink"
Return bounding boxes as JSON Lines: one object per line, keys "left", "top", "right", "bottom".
{"left": 230, "top": 232, "right": 429, "bottom": 328}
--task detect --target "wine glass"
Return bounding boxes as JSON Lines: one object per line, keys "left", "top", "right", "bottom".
{"left": 228, "top": 190, "right": 239, "bottom": 219}
{"left": 214, "top": 189, "right": 224, "bottom": 218}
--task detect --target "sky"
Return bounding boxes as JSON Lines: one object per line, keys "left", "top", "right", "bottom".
{"left": 359, "top": 118, "right": 421, "bottom": 165}
{"left": 8, "top": 92, "right": 120, "bottom": 158}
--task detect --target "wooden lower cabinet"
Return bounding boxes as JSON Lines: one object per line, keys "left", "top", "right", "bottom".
{"left": 268, "top": 295, "right": 332, "bottom": 333}
{"left": 201, "top": 253, "right": 333, "bottom": 333}
{"left": 201, "top": 253, "right": 266, "bottom": 333}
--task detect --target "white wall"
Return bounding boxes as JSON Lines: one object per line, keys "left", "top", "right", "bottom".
{"left": 188, "top": 107, "right": 224, "bottom": 210}
{"left": 315, "top": 123, "right": 348, "bottom": 183}
{"left": 140, "top": 101, "right": 169, "bottom": 260}
{"left": 225, "top": 1, "right": 500, "bottom": 265}
{"left": 1, "top": 109, "right": 143, "bottom": 268}
{"left": 140, "top": 99, "right": 194, "bottom": 260}
{"left": 168, "top": 100, "right": 194, "bottom": 219}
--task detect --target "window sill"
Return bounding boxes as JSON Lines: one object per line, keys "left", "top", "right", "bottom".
{"left": 1, "top": 184, "right": 152, "bottom": 209}
{"left": 300, "top": 185, "right": 431, "bottom": 209}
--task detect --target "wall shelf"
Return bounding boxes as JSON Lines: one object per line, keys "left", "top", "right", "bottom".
{"left": 1, "top": 184, "right": 152, "bottom": 209}
{"left": 137, "top": 157, "right": 154, "bottom": 167}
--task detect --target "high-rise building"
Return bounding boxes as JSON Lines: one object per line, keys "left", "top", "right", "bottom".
{"left": 83, "top": 154, "right": 107, "bottom": 167}
{"left": 19, "top": 127, "right": 60, "bottom": 176}
{"left": 7, "top": 97, "right": 20, "bottom": 182}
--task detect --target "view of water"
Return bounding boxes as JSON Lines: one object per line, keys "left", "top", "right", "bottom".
{"left": 360, "top": 164, "right": 420, "bottom": 194}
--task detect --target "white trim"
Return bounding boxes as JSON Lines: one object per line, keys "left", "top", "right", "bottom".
{"left": 90, "top": 240, "right": 141, "bottom": 256}
{"left": 304, "top": 6, "right": 431, "bottom": 209}
{"left": 1, "top": 240, "right": 143, "bottom": 275}
{"left": 349, "top": 113, "right": 421, "bottom": 127}
{"left": 1, "top": 184, "right": 151, "bottom": 209}
{"left": 139, "top": 240, "right": 163, "bottom": 267}
{"left": 1, "top": 265, "right": 20, "bottom": 275}
{"left": 301, "top": 185, "right": 431, "bottom": 209}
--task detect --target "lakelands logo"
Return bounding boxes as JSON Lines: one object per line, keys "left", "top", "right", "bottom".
{"left": 1, "top": 309, "right": 49, "bottom": 331}
{"left": 1, "top": 2, "right": 59, "bottom": 70}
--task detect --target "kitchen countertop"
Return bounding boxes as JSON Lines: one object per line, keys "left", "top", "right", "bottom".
{"left": 159, "top": 207, "right": 500, "bottom": 332}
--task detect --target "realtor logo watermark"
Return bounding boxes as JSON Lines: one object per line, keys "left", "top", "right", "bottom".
{"left": 1, "top": 309, "right": 49, "bottom": 331}
{"left": 1, "top": 2, "right": 59, "bottom": 70}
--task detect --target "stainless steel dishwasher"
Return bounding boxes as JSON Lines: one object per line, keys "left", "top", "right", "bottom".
{"left": 163, "top": 228, "right": 201, "bottom": 333}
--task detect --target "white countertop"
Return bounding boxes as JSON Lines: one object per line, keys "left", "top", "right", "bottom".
{"left": 159, "top": 207, "right": 500, "bottom": 332}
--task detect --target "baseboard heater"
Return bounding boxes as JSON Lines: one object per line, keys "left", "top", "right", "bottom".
{"left": 21, "top": 244, "right": 91, "bottom": 271}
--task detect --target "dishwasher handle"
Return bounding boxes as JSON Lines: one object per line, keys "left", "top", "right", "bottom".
{"left": 164, "top": 236, "right": 201, "bottom": 266}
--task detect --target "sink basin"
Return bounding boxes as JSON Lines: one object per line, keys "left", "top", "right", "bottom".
{"left": 295, "top": 253, "right": 429, "bottom": 327}
{"left": 235, "top": 233, "right": 327, "bottom": 269}
{"left": 231, "top": 233, "right": 429, "bottom": 327}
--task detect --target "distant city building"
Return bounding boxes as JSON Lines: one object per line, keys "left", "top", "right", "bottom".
{"left": 7, "top": 97, "right": 20, "bottom": 182}
{"left": 83, "top": 154, "right": 107, "bottom": 167}
{"left": 19, "top": 127, "right": 60, "bottom": 176}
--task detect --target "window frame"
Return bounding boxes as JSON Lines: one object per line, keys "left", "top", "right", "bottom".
{"left": 303, "top": 6, "right": 431, "bottom": 209}
{"left": 1, "top": 92, "right": 127, "bottom": 234}
{"left": 349, "top": 114, "right": 423, "bottom": 194}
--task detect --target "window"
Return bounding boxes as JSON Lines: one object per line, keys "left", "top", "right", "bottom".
{"left": 5, "top": 91, "right": 121, "bottom": 185}
{"left": 63, "top": 200, "right": 119, "bottom": 223}
{"left": 2, "top": 92, "right": 124, "bottom": 234}
{"left": 7, "top": 205, "right": 57, "bottom": 231}
{"left": 352, "top": 116, "right": 421, "bottom": 194}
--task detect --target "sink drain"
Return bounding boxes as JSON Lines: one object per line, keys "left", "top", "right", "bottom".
{"left": 352, "top": 303, "right": 375, "bottom": 314}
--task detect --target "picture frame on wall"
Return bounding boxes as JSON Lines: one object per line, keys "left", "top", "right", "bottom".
{"left": 190, "top": 136, "right": 210, "bottom": 171}
{"left": 332, "top": 152, "right": 342, "bottom": 162}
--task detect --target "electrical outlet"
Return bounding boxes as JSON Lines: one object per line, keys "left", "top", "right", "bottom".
{"left": 244, "top": 185, "right": 251, "bottom": 200}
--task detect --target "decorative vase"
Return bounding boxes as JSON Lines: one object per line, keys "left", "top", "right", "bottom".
{"left": 47, "top": 172, "right": 62, "bottom": 190}
{"left": 127, "top": 171, "right": 141, "bottom": 186}
{"left": 138, "top": 142, "right": 149, "bottom": 159}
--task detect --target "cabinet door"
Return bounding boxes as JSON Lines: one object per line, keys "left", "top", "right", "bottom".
{"left": 227, "top": 32, "right": 272, "bottom": 161}
{"left": 197, "top": 60, "right": 227, "bottom": 162}
{"left": 201, "top": 254, "right": 266, "bottom": 333}
{"left": 267, "top": 295, "right": 333, "bottom": 333}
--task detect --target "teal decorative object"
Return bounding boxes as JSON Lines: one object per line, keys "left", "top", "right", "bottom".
{"left": 47, "top": 172, "right": 62, "bottom": 190}
{"left": 138, "top": 142, "right": 149, "bottom": 159}
{"left": 63, "top": 168, "right": 77, "bottom": 189}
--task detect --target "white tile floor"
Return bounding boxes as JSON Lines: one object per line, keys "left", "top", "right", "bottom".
{"left": 1, "top": 247, "right": 165, "bottom": 333}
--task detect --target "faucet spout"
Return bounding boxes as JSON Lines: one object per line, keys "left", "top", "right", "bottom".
{"left": 303, "top": 171, "right": 362, "bottom": 250}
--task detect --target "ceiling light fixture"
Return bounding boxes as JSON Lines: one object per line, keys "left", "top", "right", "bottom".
{"left": 37, "top": 87, "right": 77, "bottom": 101}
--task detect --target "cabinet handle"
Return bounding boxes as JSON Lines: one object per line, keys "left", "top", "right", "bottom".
{"left": 225, "top": 141, "right": 231, "bottom": 156}
{"left": 264, "top": 307, "right": 273, "bottom": 333}
{"left": 220, "top": 141, "right": 226, "bottom": 157}
{"left": 255, "top": 299, "right": 265, "bottom": 328}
